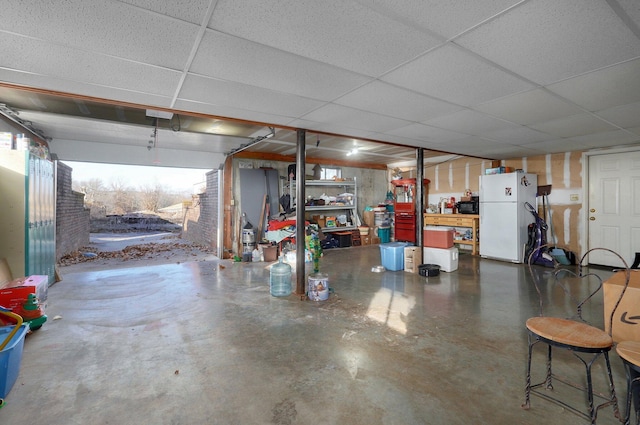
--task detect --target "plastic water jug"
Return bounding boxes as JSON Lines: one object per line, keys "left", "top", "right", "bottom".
{"left": 270, "top": 256, "right": 292, "bottom": 297}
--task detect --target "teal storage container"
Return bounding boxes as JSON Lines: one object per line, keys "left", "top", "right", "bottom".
{"left": 377, "top": 226, "right": 391, "bottom": 243}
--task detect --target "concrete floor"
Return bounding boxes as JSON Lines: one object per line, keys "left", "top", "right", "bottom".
{"left": 0, "top": 241, "right": 630, "bottom": 425}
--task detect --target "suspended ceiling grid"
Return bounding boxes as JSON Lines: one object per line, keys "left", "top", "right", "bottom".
{"left": 0, "top": 0, "right": 639, "bottom": 169}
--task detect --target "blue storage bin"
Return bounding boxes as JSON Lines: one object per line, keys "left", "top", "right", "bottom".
{"left": 380, "top": 242, "right": 409, "bottom": 271}
{"left": 0, "top": 324, "right": 29, "bottom": 398}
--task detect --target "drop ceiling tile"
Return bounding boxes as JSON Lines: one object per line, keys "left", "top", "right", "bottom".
{"left": 285, "top": 118, "right": 377, "bottom": 140}
{"left": 566, "top": 129, "right": 639, "bottom": 148}
{"left": 334, "top": 81, "right": 462, "bottom": 122}
{"left": 474, "top": 89, "right": 584, "bottom": 125}
{"left": 480, "top": 126, "right": 555, "bottom": 144}
{"left": 521, "top": 139, "right": 590, "bottom": 154}
{"left": 381, "top": 44, "right": 534, "bottom": 106}
{"left": 597, "top": 102, "right": 640, "bottom": 129}
{"left": 615, "top": 0, "right": 640, "bottom": 29}
{"left": 446, "top": 135, "right": 503, "bottom": 148}
{"left": 456, "top": 0, "right": 640, "bottom": 85}
{"left": 299, "top": 104, "right": 412, "bottom": 133}
{"left": 117, "top": 0, "right": 212, "bottom": 24}
{"left": 357, "top": 0, "right": 523, "bottom": 39}
{"left": 0, "top": 69, "right": 174, "bottom": 109}
{"left": 385, "top": 123, "right": 469, "bottom": 143}
{"left": 0, "top": 0, "right": 198, "bottom": 69}
{"left": 1, "top": 33, "right": 182, "bottom": 97}
{"left": 424, "top": 109, "right": 518, "bottom": 135}
{"left": 368, "top": 132, "right": 423, "bottom": 148}
{"left": 546, "top": 59, "right": 640, "bottom": 112}
{"left": 208, "top": 0, "right": 441, "bottom": 76}
{"left": 175, "top": 99, "right": 300, "bottom": 128}
{"left": 440, "top": 136, "right": 508, "bottom": 157}
{"left": 179, "top": 74, "right": 326, "bottom": 119}
{"left": 190, "top": 31, "right": 371, "bottom": 101}
{"left": 529, "top": 113, "right": 619, "bottom": 138}
{"left": 465, "top": 143, "right": 543, "bottom": 159}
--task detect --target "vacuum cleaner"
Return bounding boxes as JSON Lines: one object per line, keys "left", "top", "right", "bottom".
{"left": 524, "top": 201, "right": 555, "bottom": 267}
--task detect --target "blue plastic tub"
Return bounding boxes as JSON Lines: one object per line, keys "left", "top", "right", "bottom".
{"left": 380, "top": 242, "right": 409, "bottom": 271}
{"left": 0, "top": 324, "right": 28, "bottom": 398}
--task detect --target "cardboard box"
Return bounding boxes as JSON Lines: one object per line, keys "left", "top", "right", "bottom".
{"left": 485, "top": 166, "right": 514, "bottom": 175}
{"left": 423, "top": 226, "right": 454, "bottom": 249}
{"left": 604, "top": 270, "right": 640, "bottom": 342}
{"left": 361, "top": 235, "right": 371, "bottom": 245}
{"left": 363, "top": 210, "right": 375, "bottom": 227}
{"left": 404, "top": 246, "right": 422, "bottom": 273}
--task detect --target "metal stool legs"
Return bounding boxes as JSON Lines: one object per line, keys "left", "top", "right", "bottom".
{"left": 621, "top": 360, "right": 640, "bottom": 425}
{"left": 522, "top": 332, "right": 621, "bottom": 424}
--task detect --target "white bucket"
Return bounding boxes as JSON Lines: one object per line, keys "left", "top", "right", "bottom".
{"left": 308, "top": 273, "right": 329, "bottom": 301}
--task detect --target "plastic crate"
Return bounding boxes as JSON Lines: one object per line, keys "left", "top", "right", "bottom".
{"left": 0, "top": 324, "right": 28, "bottom": 398}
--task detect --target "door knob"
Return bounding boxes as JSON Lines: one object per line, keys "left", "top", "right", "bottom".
{"left": 589, "top": 217, "right": 595, "bottom": 221}
{"left": 590, "top": 208, "right": 596, "bottom": 213}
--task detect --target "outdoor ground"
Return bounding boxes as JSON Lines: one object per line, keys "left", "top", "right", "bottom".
{"left": 58, "top": 232, "right": 217, "bottom": 274}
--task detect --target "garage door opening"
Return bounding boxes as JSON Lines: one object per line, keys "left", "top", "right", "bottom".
{"left": 64, "top": 160, "right": 211, "bottom": 230}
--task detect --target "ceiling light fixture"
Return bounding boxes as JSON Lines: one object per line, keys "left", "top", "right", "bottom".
{"left": 346, "top": 147, "right": 359, "bottom": 156}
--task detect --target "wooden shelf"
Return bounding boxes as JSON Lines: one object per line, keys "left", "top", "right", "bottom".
{"left": 424, "top": 213, "right": 479, "bottom": 255}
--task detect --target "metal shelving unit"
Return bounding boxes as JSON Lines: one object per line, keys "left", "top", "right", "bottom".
{"left": 291, "top": 179, "right": 357, "bottom": 233}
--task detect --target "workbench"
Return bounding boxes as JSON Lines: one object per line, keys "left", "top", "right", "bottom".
{"left": 423, "top": 214, "right": 480, "bottom": 255}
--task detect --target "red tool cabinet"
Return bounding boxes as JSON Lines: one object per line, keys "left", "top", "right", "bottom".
{"left": 391, "top": 178, "right": 430, "bottom": 243}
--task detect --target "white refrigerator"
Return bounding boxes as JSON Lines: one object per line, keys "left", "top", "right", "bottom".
{"left": 479, "top": 172, "right": 537, "bottom": 263}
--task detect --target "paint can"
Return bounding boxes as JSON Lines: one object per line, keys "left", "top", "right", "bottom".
{"left": 307, "top": 273, "right": 329, "bottom": 301}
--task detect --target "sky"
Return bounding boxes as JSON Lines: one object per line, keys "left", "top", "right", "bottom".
{"left": 63, "top": 161, "right": 210, "bottom": 194}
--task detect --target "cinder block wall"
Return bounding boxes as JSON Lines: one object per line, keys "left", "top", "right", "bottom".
{"left": 56, "top": 162, "right": 90, "bottom": 259}
{"left": 182, "top": 170, "right": 219, "bottom": 252}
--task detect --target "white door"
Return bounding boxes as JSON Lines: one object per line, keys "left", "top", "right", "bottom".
{"left": 588, "top": 150, "right": 640, "bottom": 267}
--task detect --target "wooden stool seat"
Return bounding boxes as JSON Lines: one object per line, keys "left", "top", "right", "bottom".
{"left": 526, "top": 317, "right": 613, "bottom": 349}
{"left": 616, "top": 340, "right": 640, "bottom": 364}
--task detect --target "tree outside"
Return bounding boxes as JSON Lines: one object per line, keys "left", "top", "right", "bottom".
{"left": 73, "top": 177, "right": 194, "bottom": 221}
